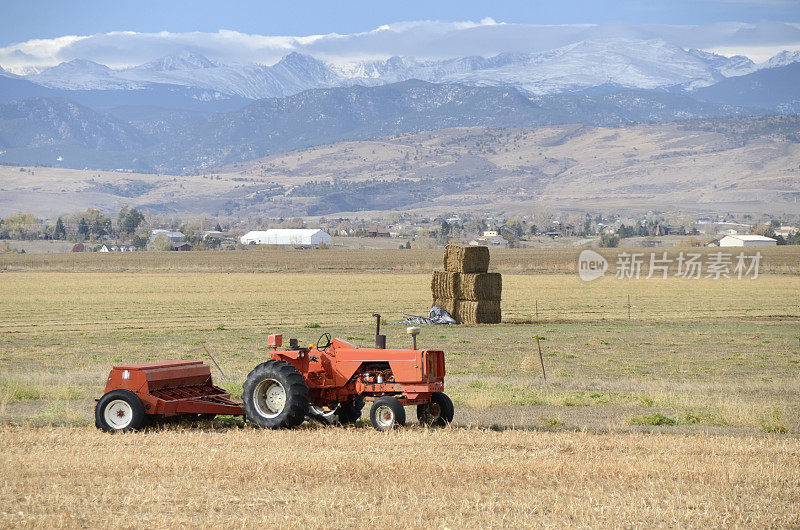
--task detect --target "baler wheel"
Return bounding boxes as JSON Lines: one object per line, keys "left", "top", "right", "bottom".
{"left": 369, "top": 397, "right": 406, "bottom": 431}
{"left": 95, "top": 389, "right": 146, "bottom": 432}
{"left": 242, "top": 360, "right": 310, "bottom": 428}
{"left": 417, "top": 392, "right": 454, "bottom": 427}
{"left": 337, "top": 397, "right": 365, "bottom": 424}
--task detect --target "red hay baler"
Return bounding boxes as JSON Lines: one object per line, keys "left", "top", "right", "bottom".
{"left": 95, "top": 317, "right": 453, "bottom": 432}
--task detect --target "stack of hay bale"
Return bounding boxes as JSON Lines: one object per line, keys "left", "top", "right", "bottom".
{"left": 431, "top": 244, "right": 501, "bottom": 324}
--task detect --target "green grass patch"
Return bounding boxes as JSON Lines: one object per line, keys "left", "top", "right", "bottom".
{"left": 220, "top": 380, "right": 244, "bottom": 400}
{"left": 627, "top": 413, "right": 678, "bottom": 426}
{"left": 541, "top": 416, "right": 564, "bottom": 427}
{"left": 0, "top": 379, "right": 86, "bottom": 402}
{"left": 759, "top": 408, "right": 789, "bottom": 434}
{"left": 33, "top": 401, "right": 90, "bottom": 426}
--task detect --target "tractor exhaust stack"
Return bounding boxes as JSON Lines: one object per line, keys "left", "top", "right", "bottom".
{"left": 373, "top": 313, "right": 386, "bottom": 349}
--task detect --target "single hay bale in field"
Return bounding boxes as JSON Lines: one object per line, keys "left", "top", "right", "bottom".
{"left": 520, "top": 355, "right": 539, "bottom": 373}
{"left": 457, "top": 272, "right": 502, "bottom": 300}
{"left": 455, "top": 299, "right": 501, "bottom": 324}
{"left": 443, "top": 244, "right": 490, "bottom": 273}
{"left": 430, "top": 271, "right": 460, "bottom": 299}
{"left": 431, "top": 297, "right": 456, "bottom": 316}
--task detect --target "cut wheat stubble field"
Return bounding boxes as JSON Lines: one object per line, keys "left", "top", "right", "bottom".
{"left": 0, "top": 426, "right": 798, "bottom": 528}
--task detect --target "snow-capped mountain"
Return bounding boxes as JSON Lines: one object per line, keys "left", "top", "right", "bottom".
{"left": 687, "top": 49, "right": 756, "bottom": 78}
{"left": 137, "top": 52, "right": 217, "bottom": 71}
{"left": 28, "top": 59, "right": 145, "bottom": 90}
{"left": 765, "top": 50, "right": 800, "bottom": 69}
{"left": 334, "top": 39, "right": 763, "bottom": 94}
{"left": 26, "top": 52, "right": 341, "bottom": 100}
{"left": 6, "top": 40, "right": 799, "bottom": 101}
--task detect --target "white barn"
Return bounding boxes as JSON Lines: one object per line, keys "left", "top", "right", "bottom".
{"left": 240, "top": 229, "right": 331, "bottom": 246}
{"left": 719, "top": 235, "right": 777, "bottom": 247}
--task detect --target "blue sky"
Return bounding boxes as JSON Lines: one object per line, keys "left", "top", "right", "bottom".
{"left": 3, "top": 0, "right": 799, "bottom": 46}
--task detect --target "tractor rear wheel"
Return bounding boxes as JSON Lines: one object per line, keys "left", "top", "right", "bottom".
{"left": 95, "top": 389, "right": 146, "bottom": 432}
{"left": 242, "top": 360, "right": 310, "bottom": 429}
{"left": 369, "top": 397, "right": 405, "bottom": 431}
{"left": 417, "top": 392, "right": 454, "bottom": 427}
{"left": 337, "top": 397, "right": 365, "bottom": 424}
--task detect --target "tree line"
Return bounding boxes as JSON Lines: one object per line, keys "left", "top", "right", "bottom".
{"left": 0, "top": 206, "right": 146, "bottom": 246}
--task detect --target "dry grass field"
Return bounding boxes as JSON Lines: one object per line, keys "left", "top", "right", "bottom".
{"left": 2, "top": 245, "right": 799, "bottom": 274}
{"left": 1, "top": 268, "right": 798, "bottom": 433}
{"left": 1, "top": 249, "right": 798, "bottom": 527}
{"left": 1, "top": 426, "right": 798, "bottom": 528}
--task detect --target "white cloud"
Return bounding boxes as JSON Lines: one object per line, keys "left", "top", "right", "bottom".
{"left": 708, "top": 44, "right": 800, "bottom": 62}
{"left": 1, "top": 19, "right": 799, "bottom": 74}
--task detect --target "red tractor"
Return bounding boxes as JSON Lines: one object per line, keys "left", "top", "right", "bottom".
{"left": 95, "top": 316, "right": 453, "bottom": 432}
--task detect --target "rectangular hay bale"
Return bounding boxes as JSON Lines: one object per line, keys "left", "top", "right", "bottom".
{"left": 431, "top": 297, "right": 456, "bottom": 316}
{"left": 455, "top": 299, "right": 501, "bottom": 324}
{"left": 431, "top": 271, "right": 459, "bottom": 299}
{"left": 443, "top": 244, "right": 490, "bottom": 273}
{"left": 456, "top": 272, "right": 502, "bottom": 301}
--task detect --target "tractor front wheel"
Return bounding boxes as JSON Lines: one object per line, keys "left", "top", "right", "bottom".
{"left": 417, "top": 392, "right": 454, "bottom": 427}
{"left": 95, "top": 389, "right": 146, "bottom": 432}
{"left": 242, "top": 360, "right": 310, "bottom": 429}
{"left": 369, "top": 397, "right": 406, "bottom": 431}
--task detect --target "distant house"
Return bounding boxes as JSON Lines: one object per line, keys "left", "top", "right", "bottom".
{"left": 99, "top": 244, "right": 136, "bottom": 252}
{"left": 641, "top": 240, "right": 663, "bottom": 247}
{"left": 664, "top": 225, "right": 686, "bottom": 236}
{"left": 150, "top": 229, "right": 188, "bottom": 250}
{"left": 719, "top": 235, "right": 777, "bottom": 247}
{"left": 775, "top": 226, "right": 798, "bottom": 238}
{"left": 469, "top": 235, "right": 509, "bottom": 248}
{"left": 174, "top": 243, "right": 193, "bottom": 251}
{"left": 150, "top": 229, "right": 185, "bottom": 245}
{"left": 240, "top": 229, "right": 331, "bottom": 246}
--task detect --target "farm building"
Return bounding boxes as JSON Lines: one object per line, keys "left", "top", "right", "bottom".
{"left": 149, "top": 230, "right": 184, "bottom": 244}
{"left": 775, "top": 226, "right": 798, "bottom": 237}
{"left": 469, "top": 235, "right": 509, "bottom": 248}
{"left": 240, "top": 229, "right": 331, "bottom": 246}
{"left": 99, "top": 245, "right": 136, "bottom": 252}
{"left": 719, "top": 235, "right": 777, "bottom": 247}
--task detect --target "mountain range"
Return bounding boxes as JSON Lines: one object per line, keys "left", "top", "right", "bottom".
{"left": 0, "top": 38, "right": 798, "bottom": 173}
{"left": 0, "top": 77, "right": 770, "bottom": 173}
{"left": 4, "top": 38, "right": 785, "bottom": 102}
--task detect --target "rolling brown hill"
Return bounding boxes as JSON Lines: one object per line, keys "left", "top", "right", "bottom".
{"left": 2, "top": 115, "right": 798, "bottom": 218}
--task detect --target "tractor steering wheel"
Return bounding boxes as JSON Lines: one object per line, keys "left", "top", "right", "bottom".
{"left": 316, "top": 332, "right": 332, "bottom": 350}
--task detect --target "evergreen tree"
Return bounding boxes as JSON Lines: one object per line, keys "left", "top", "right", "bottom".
{"left": 54, "top": 217, "right": 66, "bottom": 240}
{"left": 77, "top": 218, "right": 89, "bottom": 239}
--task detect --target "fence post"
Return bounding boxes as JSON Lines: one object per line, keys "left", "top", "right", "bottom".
{"left": 627, "top": 294, "right": 631, "bottom": 320}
